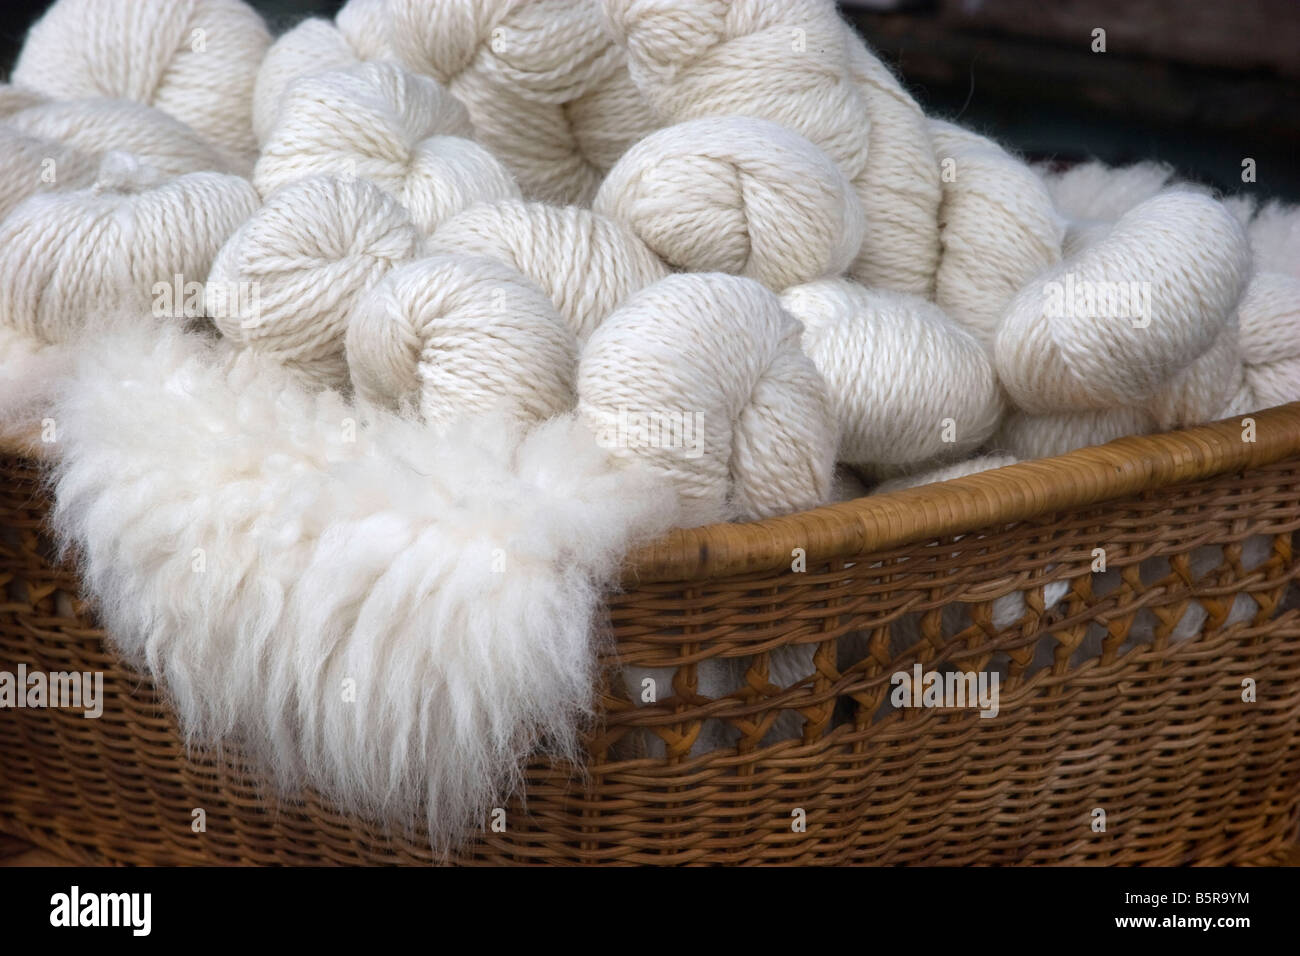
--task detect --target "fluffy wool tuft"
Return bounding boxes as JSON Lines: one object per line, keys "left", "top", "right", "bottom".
{"left": 47, "top": 321, "right": 680, "bottom": 851}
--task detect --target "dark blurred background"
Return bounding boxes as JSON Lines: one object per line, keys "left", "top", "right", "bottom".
{"left": 3, "top": 0, "right": 1298, "bottom": 199}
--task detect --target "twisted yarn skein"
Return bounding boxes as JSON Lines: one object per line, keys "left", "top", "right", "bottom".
{"left": 930, "top": 119, "right": 1065, "bottom": 350}
{"left": 992, "top": 406, "right": 1157, "bottom": 461}
{"left": 251, "top": 0, "right": 394, "bottom": 145}
{"left": 12, "top": 0, "right": 271, "bottom": 163}
{"left": 0, "top": 154, "right": 258, "bottom": 346}
{"left": 255, "top": 62, "right": 520, "bottom": 236}
{"left": 780, "top": 279, "right": 1002, "bottom": 473}
{"left": 603, "top": 0, "right": 942, "bottom": 295}
{"left": 346, "top": 254, "right": 578, "bottom": 426}
{"left": 594, "top": 116, "right": 865, "bottom": 290}
{"left": 427, "top": 199, "right": 669, "bottom": 342}
{"left": 0, "top": 83, "right": 46, "bottom": 118}
{"left": 994, "top": 190, "right": 1250, "bottom": 413}
{"left": 0, "top": 98, "right": 238, "bottom": 219}
{"left": 388, "top": 0, "right": 658, "bottom": 205}
{"left": 4, "top": 98, "right": 237, "bottom": 178}
{"left": 578, "top": 272, "right": 837, "bottom": 525}
{"left": 207, "top": 176, "right": 423, "bottom": 389}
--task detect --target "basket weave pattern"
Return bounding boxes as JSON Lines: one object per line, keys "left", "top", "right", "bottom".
{"left": 2, "top": 405, "right": 1300, "bottom": 865}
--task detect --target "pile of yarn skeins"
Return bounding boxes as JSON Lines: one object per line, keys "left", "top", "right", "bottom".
{"left": 1, "top": 0, "right": 1298, "bottom": 530}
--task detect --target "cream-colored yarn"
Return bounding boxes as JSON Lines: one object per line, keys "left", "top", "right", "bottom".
{"left": 251, "top": 0, "right": 394, "bottom": 146}
{"left": 995, "top": 190, "right": 1250, "bottom": 413}
{"left": 254, "top": 62, "right": 519, "bottom": 236}
{"left": 930, "top": 119, "right": 1065, "bottom": 350}
{"left": 346, "top": 254, "right": 579, "bottom": 426}
{"left": 0, "top": 84, "right": 46, "bottom": 118}
{"left": 207, "top": 176, "right": 423, "bottom": 389}
{"left": 4, "top": 99, "right": 235, "bottom": 177}
{"left": 1231, "top": 201, "right": 1300, "bottom": 410}
{"left": 992, "top": 406, "right": 1156, "bottom": 460}
{"left": 388, "top": 0, "right": 658, "bottom": 206}
{"left": 843, "top": 35, "right": 943, "bottom": 293}
{"left": 0, "top": 154, "right": 259, "bottom": 345}
{"left": 0, "top": 98, "right": 237, "bottom": 220}
{"left": 603, "top": 0, "right": 942, "bottom": 296}
{"left": 780, "top": 279, "right": 1002, "bottom": 473}
{"left": 0, "top": 128, "right": 97, "bottom": 222}
{"left": 594, "top": 116, "right": 865, "bottom": 290}
{"left": 427, "top": 199, "right": 669, "bottom": 342}
{"left": 1235, "top": 271, "right": 1300, "bottom": 409}
{"left": 578, "top": 272, "right": 837, "bottom": 525}
{"left": 12, "top": 0, "right": 270, "bottom": 163}
{"left": 873, "top": 454, "right": 1019, "bottom": 494}
{"left": 1146, "top": 319, "right": 1253, "bottom": 430}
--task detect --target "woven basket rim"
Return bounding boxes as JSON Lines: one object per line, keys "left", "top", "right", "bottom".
{"left": 5, "top": 402, "right": 1299, "bottom": 587}
{"left": 624, "top": 401, "right": 1300, "bottom": 584}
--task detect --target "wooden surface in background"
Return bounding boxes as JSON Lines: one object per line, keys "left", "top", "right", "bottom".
{"left": 843, "top": 0, "right": 1300, "bottom": 199}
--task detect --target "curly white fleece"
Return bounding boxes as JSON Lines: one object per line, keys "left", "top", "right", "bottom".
{"left": 46, "top": 323, "right": 679, "bottom": 851}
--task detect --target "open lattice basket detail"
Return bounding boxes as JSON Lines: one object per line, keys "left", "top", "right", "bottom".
{"left": 2, "top": 403, "right": 1299, "bottom": 865}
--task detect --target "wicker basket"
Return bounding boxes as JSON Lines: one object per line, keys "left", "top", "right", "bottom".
{"left": 2, "top": 403, "right": 1299, "bottom": 865}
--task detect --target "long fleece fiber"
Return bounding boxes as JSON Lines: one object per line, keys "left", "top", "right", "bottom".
{"left": 46, "top": 322, "right": 679, "bottom": 852}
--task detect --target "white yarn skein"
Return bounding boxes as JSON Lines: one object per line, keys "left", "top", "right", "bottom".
{"left": 255, "top": 63, "right": 519, "bottom": 236}
{"left": 4, "top": 99, "right": 237, "bottom": 178}
{"left": 0, "top": 96, "right": 243, "bottom": 221}
{"left": 346, "top": 254, "right": 578, "bottom": 426}
{"left": 0, "top": 129, "right": 97, "bottom": 221}
{"left": 780, "top": 279, "right": 1003, "bottom": 473}
{"left": 594, "top": 116, "right": 865, "bottom": 290}
{"left": 1, "top": 97, "right": 238, "bottom": 221}
{"left": 388, "top": 0, "right": 658, "bottom": 206}
{"left": 0, "top": 84, "right": 47, "bottom": 118}
{"left": 0, "top": 154, "right": 259, "bottom": 345}
{"left": 1235, "top": 272, "right": 1300, "bottom": 410}
{"left": 842, "top": 35, "right": 943, "bottom": 294}
{"left": 1146, "top": 319, "right": 1253, "bottom": 430}
{"left": 603, "top": 0, "right": 942, "bottom": 296}
{"left": 992, "top": 407, "right": 1156, "bottom": 461}
{"left": 427, "top": 199, "right": 668, "bottom": 343}
{"left": 995, "top": 190, "right": 1250, "bottom": 413}
{"left": 13, "top": 0, "right": 271, "bottom": 163}
{"left": 1228, "top": 201, "right": 1300, "bottom": 410}
{"left": 929, "top": 119, "right": 1065, "bottom": 350}
{"left": 578, "top": 272, "right": 837, "bottom": 525}
{"left": 251, "top": 0, "right": 394, "bottom": 145}
{"left": 207, "top": 176, "right": 423, "bottom": 389}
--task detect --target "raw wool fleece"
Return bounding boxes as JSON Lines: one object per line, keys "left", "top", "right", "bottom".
{"left": 47, "top": 322, "right": 680, "bottom": 851}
